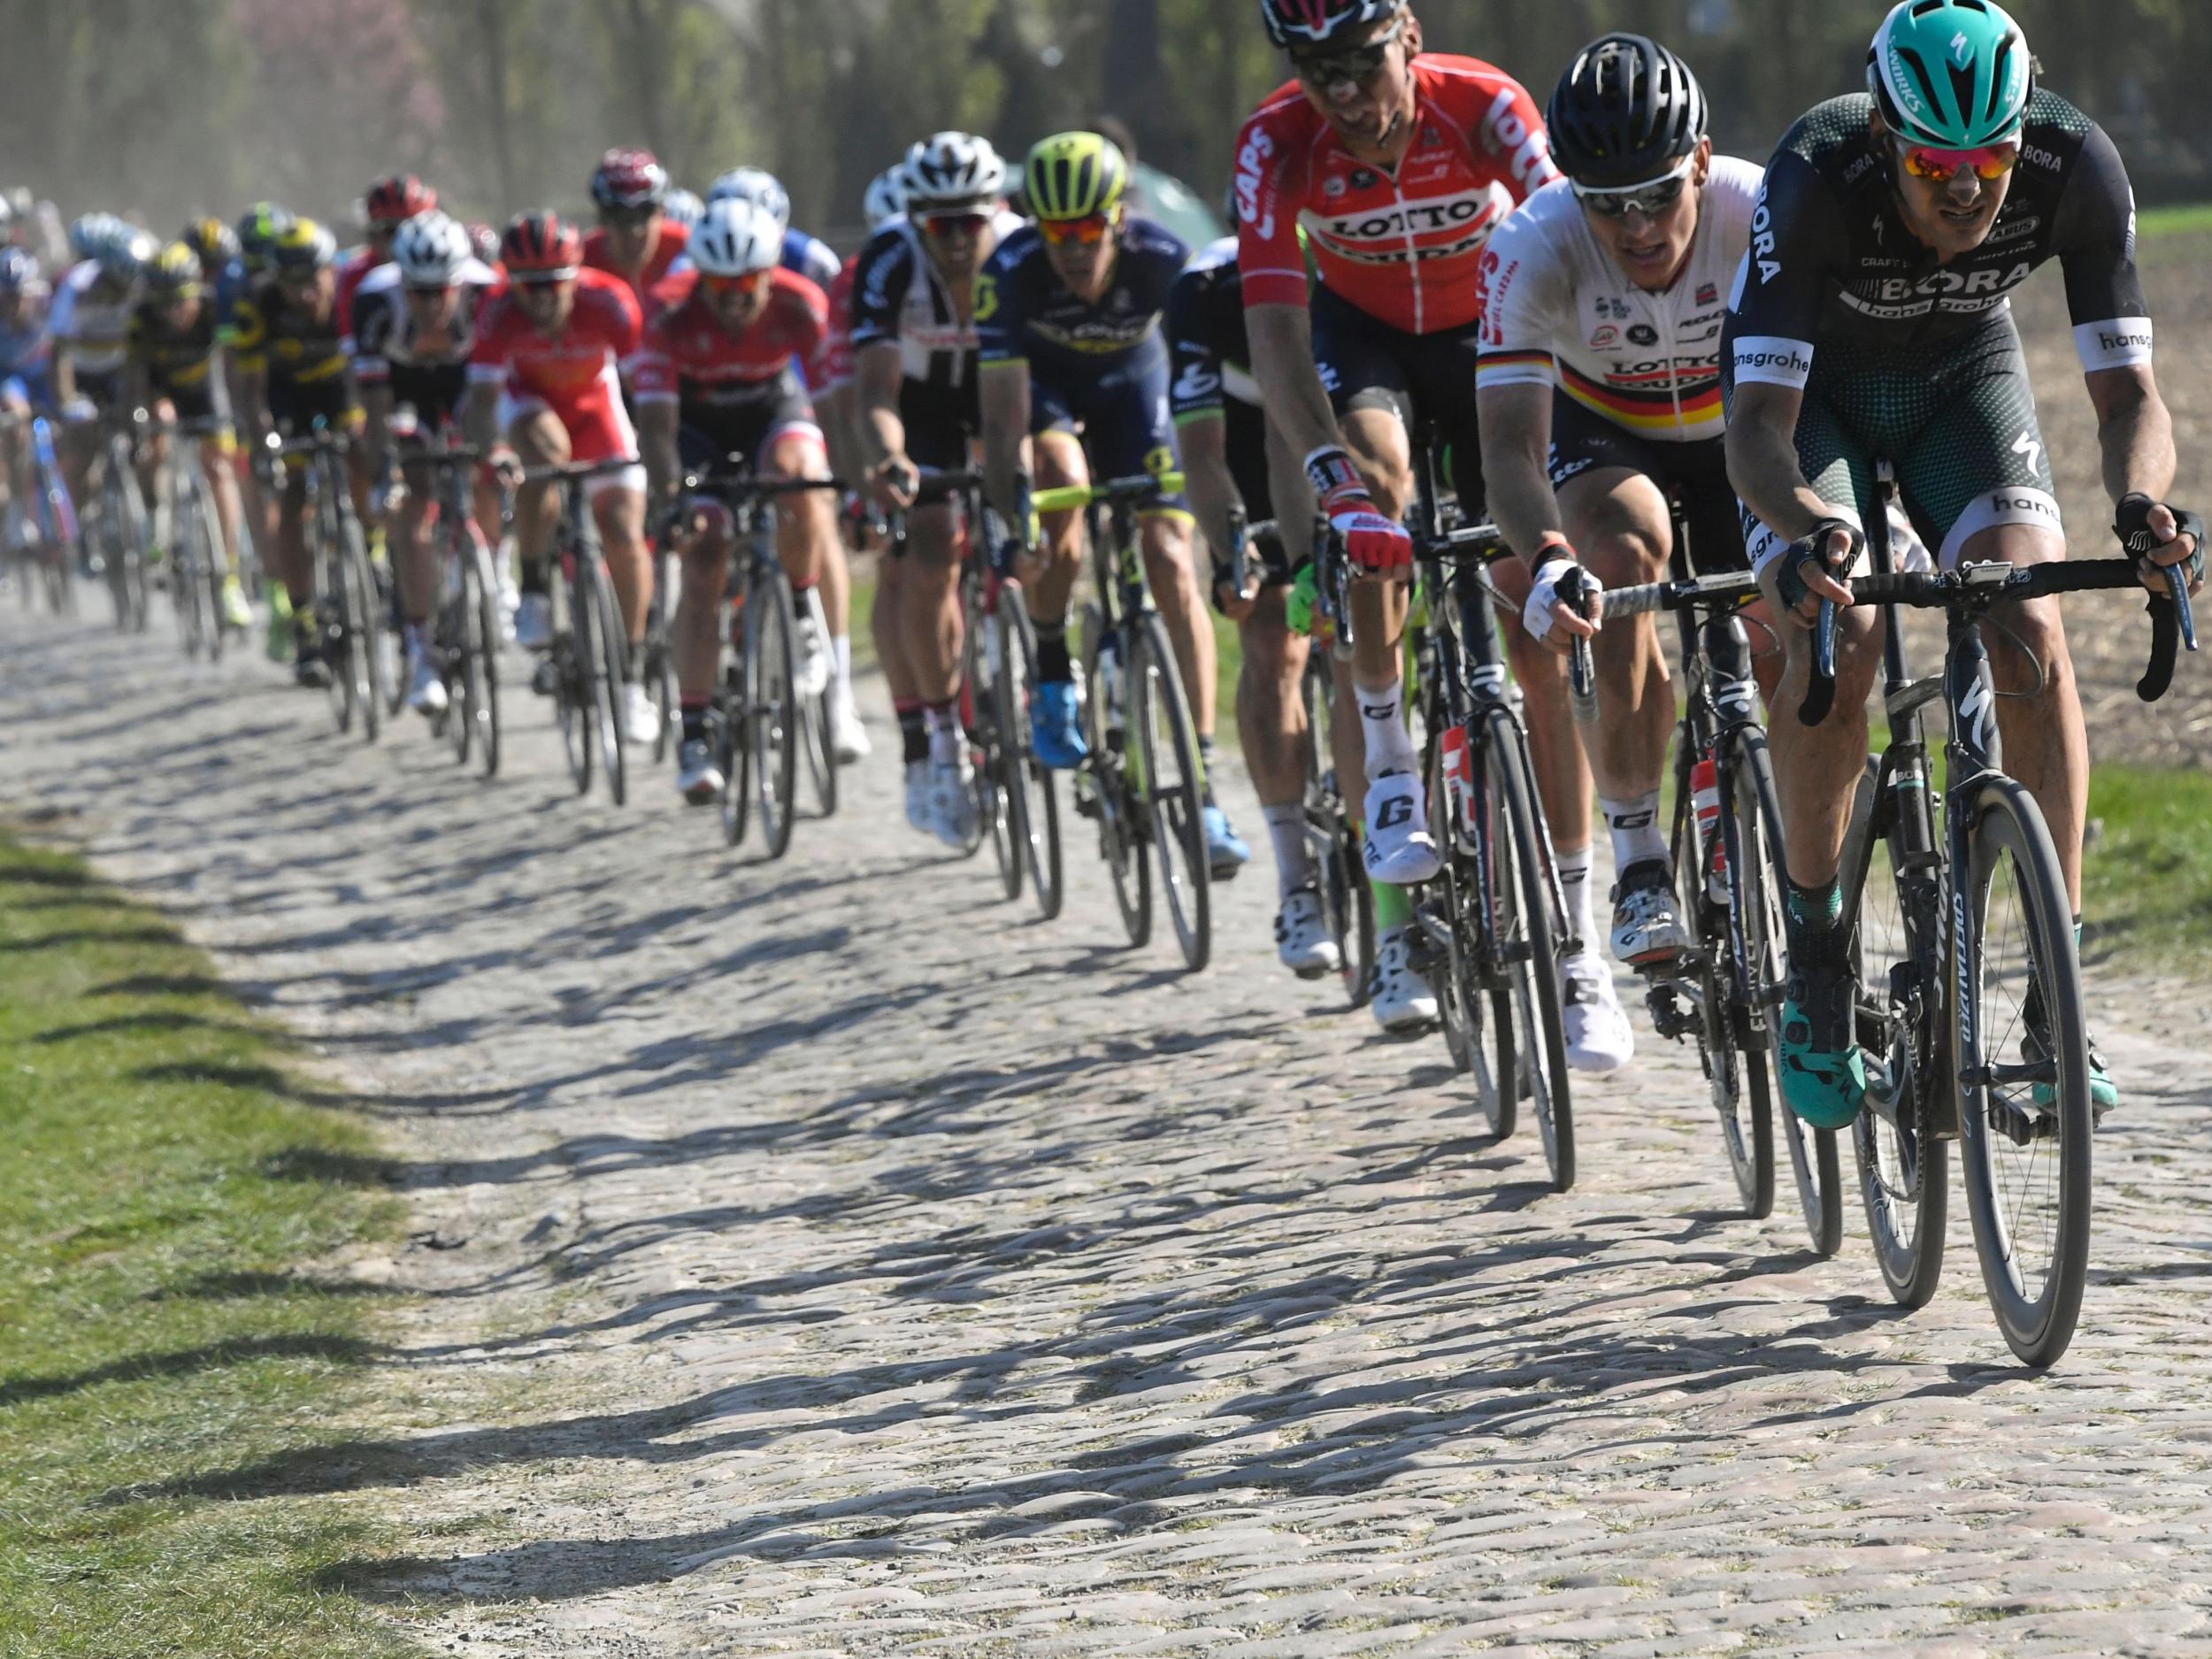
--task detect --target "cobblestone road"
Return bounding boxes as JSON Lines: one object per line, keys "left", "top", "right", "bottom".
{"left": 5, "top": 606, "right": 2212, "bottom": 1656}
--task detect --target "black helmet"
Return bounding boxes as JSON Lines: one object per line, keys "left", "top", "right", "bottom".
{"left": 1547, "top": 35, "right": 1707, "bottom": 189}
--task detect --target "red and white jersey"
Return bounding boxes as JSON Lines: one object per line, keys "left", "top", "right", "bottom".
{"left": 466, "top": 266, "right": 641, "bottom": 426}
{"left": 335, "top": 245, "right": 387, "bottom": 352}
{"left": 582, "top": 220, "right": 690, "bottom": 319}
{"left": 1233, "top": 56, "right": 1558, "bottom": 335}
{"left": 819, "top": 261, "right": 858, "bottom": 391}
{"left": 631, "top": 266, "right": 830, "bottom": 405}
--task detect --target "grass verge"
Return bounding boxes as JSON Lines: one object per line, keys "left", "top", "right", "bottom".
{"left": 2081, "top": 764, "right": 2212, "bottom": 975}
{"left": 2137, "top": 202, "right": 2212, "bottom": 240}
{"left": 0, "top": 838, "right": 421, "bottom": 1657}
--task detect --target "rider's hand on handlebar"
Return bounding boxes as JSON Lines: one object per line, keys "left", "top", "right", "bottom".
{"left": 1306, "top": 444, "right": 1410, "bottom": 577}
{"left": 2116, "top": 492, "right": 2206, "bottom": 596}
{"left": 1760, "top": 514, "right": 1861, "bottom": 626}
{"left": 872, "top": 456, "right": 918, "bottom": 511}
{"left": 1212, "top": 558, "right": 1259, "bottom": 622}
{"left": 1522, "top": 550, "right": 1600, "bottom": 654}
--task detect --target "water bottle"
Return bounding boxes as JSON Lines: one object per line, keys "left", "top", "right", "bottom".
{"left": 1439, "top": 724, "right": 1475, "bottom": 841}
{"left": 1691, "top": 754, "right": 1727, "bottom": 907}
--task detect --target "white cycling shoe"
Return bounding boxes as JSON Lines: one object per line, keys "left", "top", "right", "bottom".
{"left": 620, "top": 681, "right": 662, "bottom": 748}
{"left": 513, "top": 593, "right": 553, "bottom": 650}
{"left": 1371, "top": 926, "right": 1440, "bottom": 1034}
{"left": 1361, "top": 772, "right": 1442, "bottom": 886}
{"left": 1274, "top": 887, "right": 1343, "bottom": 980}
{"left": 1610, "top": 858, "right": 1693, "bottom": 966}
{"left": 675, "top": 737, "right": 725, "bottom": 805}
{"left": 1562, "top": 949, "right": 1634, "bottom": 1074}
{"left": 830, "top": 692, "right": 871, "bottom": 763}
{"left": 793, "top": 613, "right": 832, "bottom": 699}
{"left": 930, "top": 752, "right": 979, "bottom": 850}
{"left": 904, "top": 760, "right": 933, "bottom": 835}
{"left": 405, "top": 650, "right": 449, "bottom": 717}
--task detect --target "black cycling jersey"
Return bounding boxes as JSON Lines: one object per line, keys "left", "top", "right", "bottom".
{"left": 1728, "top": 90, "right": 2150, "bottom": 388}
{"left": 349, "top": 265, "right": 491, "bottom": 423}
{"left": 1166, "top": 236, "right": 1258, "bottom": 423}
{"left": 127, "top": 296, "right": 221, "bottom": 395}
{"left": 976, "top": 216, "right": 1187, "bottom": 375}
{"left": 847, "top": 219, "right": 1010, "bottom": 394}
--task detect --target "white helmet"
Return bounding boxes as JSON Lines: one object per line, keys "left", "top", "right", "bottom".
{"left": 902, "top": 132, "right": 1005, "bottom": 210}
{"left": 661, "top": 187, "right": 703, "bottom": 230}
{"left": 705, "top": 166, "right": 790, "bottom": 234}
{"left": 862, "top": 165, "right": 907, "bottom": 227}
{"left": 392, "top": 211, "right": 472, "bottom": 288}
{"left": 688, "top": 197, "right": 781, "bottom": 279}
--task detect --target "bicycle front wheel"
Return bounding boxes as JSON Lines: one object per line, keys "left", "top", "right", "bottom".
{"left": 585, "top": 557, "right": 629, "bottom": 807}
{"left": 338, "top": 509, "right": 386, "bottom": 743}
{"left": 1685, "top": 730, "right": 1773, "bottom": 1220}
{"left": 1956, "top": 778, "right": 2093, "bottom": 1367}
{"left": 1133, "top": 610, "right": 1211, "bottom": 973}
{"left": 1427, "top": 727, "right": 1511, "bottom": 1138}
{"left": 1484, "top": 709, "right": 1573, "bottom": 1191}
{"left": 965, "top": 579, "right": 1019, "bottom": 900}
{"left": 1301, "top": 655, "right": 1371, "bottom": 1008}
{"left": 171, "top": 474, "right": 209, "bottom": 661}
{"left": 746, "top": 565, "right": 799, "bottom": 858}
{"left": 1082, "top": 604, "right": 1149, "bottom": 948}
{"left": 997, "top": 585, "right": 1062, "bottom": 920}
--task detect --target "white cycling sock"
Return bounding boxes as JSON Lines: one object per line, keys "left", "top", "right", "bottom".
{"left": 1555, "top": 844, "right": 1598, "bottom": 956}
{"left": 1356, "top": 676, "right": 1417, "bottom": 782}
{"left": 832, "top": 633, "right": 853, "bottom": 701}
{"left": 1600, "top": 790, "right": 1669, "bottom": 873}
{"left": 1263, "top": 801, "right": 1313, "bottom": 898}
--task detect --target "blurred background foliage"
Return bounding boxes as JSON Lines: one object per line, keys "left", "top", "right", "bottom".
{"left": 0, "top": 0, "right": 2201, "bottom": 244}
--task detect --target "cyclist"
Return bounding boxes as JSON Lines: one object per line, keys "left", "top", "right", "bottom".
{"left": 1473, "top": 35, "right": 1763, "bottom": 1072}
{"left": 1237, "top": 0, "right": 1558, "bottom": 1025}
{"left": 818, "top": 165, "right": 915, "bottom": 765}
{"left": 1169, "top": 228, "right": 1345, "bottom": 979}
{"left": 637, "top": 197, "right": 841, "bottom": 803}
{"left": 699, "top": 165, "right": 863, "bottom": 762}
{"left": 583, "top": 149, "right": 689, "bottom": 318}
{"left": 230, "top": 219, "right": 364, "bottom": 686}
{"left": 850, "top": 130, "right": 1021, "bottom": 844}
{"left": 180, "top": 217, "right": 241, "bottom": 292}
{"left": 124, "top": 242, "right": 252, "bottom": 632}
{"left": 352, "top": 211, "right": 502, "bottom": 716}
{"left": 1724, "top": 0, "right": 2201, "bottom": 1129}
{"left": 662, "top": 188, "right": 704, "bottom": 233}
{"left": 52, "top": 218, "right": 155, "bottom": 562}
{"left": 223, "top": 203, "right": 296, "bottom": 636}
{"left": 979, "top": 131, "right": 1250, "bottom": 878}
{"left": 0, "top": 247, "right": 54, "bottom": 577}
{"left": 337, "top": 174, "right": 436, "bottom": 349}
{"left": 465, "top": 211, "right": 659, "bottom": 748}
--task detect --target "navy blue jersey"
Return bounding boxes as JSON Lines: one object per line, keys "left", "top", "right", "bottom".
{"left": 976, "top": 215, "right": 1187, "bottom": 376}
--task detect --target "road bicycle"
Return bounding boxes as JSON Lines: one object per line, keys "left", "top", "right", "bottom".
{"left": 520, "top": 457, "right": 644, "bottom": 805}
{"left": 268, "top": 422, "right": 388, "bottom": 741}
{"left": 154, "top": 415, "right": 243, "bottom": 663}
{"left": 1810, "top": 461, "right": 2195, "bottom": 1364}
{"left": 394, "top": 436, "right": 504, "bottom": 777}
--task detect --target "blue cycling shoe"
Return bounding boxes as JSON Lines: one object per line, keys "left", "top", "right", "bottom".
{"left": 1029, "top": 680, "right": 1088, "bottom": 771}
{"left": 1202, "top": 805, "right": 1250, "bottom": 880}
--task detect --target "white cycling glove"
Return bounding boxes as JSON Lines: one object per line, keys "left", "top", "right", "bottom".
{"left": 1523, "top": 555, "right": 1600, "bottom": 646}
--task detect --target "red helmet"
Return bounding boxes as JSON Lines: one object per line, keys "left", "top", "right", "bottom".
{"left": 500, "top": 211, "right": 580, "bottom": 280}
{"left": 365, "top": 173, "right": 436, "bottom": 227}
{"left": 465, "top": 220, "right": 501, "bottom": 269}
{"left": 590, "top": 147, "right": 667, "bottom": 211}
{"left": 1257, "top": 0, "right": 1404, "bottom": 50}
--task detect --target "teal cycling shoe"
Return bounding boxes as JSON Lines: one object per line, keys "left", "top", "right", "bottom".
{"left": 1777, "top": 932, "right": 1866, "bottom": 1131}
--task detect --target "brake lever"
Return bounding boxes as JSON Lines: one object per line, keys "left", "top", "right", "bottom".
{"left": 1556, "top": 566, "right": 1599, "bottom": 726}
{"left": 1799, "top": 598, "right": 1839, "bottom": 726}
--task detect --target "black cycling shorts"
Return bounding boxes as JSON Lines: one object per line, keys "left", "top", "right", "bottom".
{"left": 900, "top": 377, "right": 980, "bottom": 473}
{"left": 676, "top": 373, "right": 818, "bottom": 476}
{"left": 1546, "top": 391, "right": 1745, "bottom": 574}
{"left": 268, "top": 377, "right": 359, "bottom": 437}
{"left": 1310, "top": 282, "right": 1485, "bottom": 516}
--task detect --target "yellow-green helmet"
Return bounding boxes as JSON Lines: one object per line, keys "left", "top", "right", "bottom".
{"left": 1023, "top": 132, "right": 1128, "bottom": 222}
{"left": 146, "top": 242, "right": 204, "bottom": 296}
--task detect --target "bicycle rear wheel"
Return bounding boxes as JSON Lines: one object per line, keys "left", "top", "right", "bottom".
{"left": 1133, "top": 610, "right": 1211, "bottom": 972}
{"left": 1735, "top": 730, "right": 1839, "bottom": 1252}
{"left": 1082, "top": 605, "right": 1150, "bottom": 948}
{"left": 996, "top": 585, "right": 1062, "bottom": 919}
{"left": 746, "top": 565, "right": 799, "bottom": 858}
{"left": 1484, "top": 709, "right": 1573, "bottom": 1191}
{"left": 1678, "top": 734, "right": 1774, "bottom": 1220}
{"left": 1427, "top": 727, "right": 1512, "bottom": 1138}
{"left": 1956, "top": 779, "right": 2092, "bottom": 1367}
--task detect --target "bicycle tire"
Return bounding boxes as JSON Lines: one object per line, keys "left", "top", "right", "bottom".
{"left": 171, "top": 466, "right": 208, "bottom": 661}
{"left": 1486, "top": 708, "right": 1574, "bottom": 1191}
{"left": 194, "top": 471, "right": 231, "bottom": 664}
{"left": 1678, "top": 733, "right": 1774, "bottom": 1220}
{"left": 1301, "top": 657, "right": 1372, "bottom": 1008}
{"left": 1133, "top": 609, "right": 1212, "bottom": 973}
{"left": 649, "top": 546, "right": 679, "bottom": 765}
{"left": 585, "top": 555, "right": 629, "bottom": 807}
{"left": 998, "top": 584, "right": 1063, "bottom": 920}
{"left": 1956, "top": 779, "right": 2093, "bottom": 1367}
{"left": 1082, "top": 603, "right": 1150, "bottom": 947}
{"left": 340, "top": 507, "right": 385, "bottom": 744}
{"left": 1428, "top": 726, "right": 1513, "bottom": 1138}
{"left": 116, "top": 454, "right": 152, "bottom": 634}
{"left": 800, "top": 586, "right": 838, "bottom": 818}
{"left": 747, "top": 564, "right": 799, "bottom": 859}
{"left": 718, "top": 643, "right": 749, "bottom": 847}
{"left": 964, "top": 578, "right": 1020, "bottom": 899}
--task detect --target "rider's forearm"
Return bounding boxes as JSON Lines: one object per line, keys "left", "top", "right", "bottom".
{"left": 978, "top": 363, "right": 1029, "bottom": 523}
{"left": 638, "top": 401, "right": 679, "bottom": 505}
{"left": 859, "top": 399, "right": 904, "bottom": 471}
{"left": 854, "top": 347, "right": 904, "bottom": 469}
{"left": 2094, "top": 380, "right": 2178, "bottom": 506}
{"left": 1481, "top": 425, "right": 1567, "bottom": 569}
{"left": 1178, "top": 424, "right": 1242, "bottom": 574}
{"left": 1247, "top": 304, "right": 1340, "bottom": 463}
{"left": 461, "top": 383, "right": 496, "bottom": 456}
{"left": 1725, "top": 414, "right": 1832, "bottom": 546}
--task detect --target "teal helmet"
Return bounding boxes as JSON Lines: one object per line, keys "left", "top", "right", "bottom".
{"left": 1867, "top": 0, "right": 2032, "bottom": 149}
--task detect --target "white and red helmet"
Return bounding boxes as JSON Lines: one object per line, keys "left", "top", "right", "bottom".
{"left": 590, "top": 147, "right": 668, "bottom": 212}
{"left": 1257, "top": 0, "right": 1405, "bottom": 50}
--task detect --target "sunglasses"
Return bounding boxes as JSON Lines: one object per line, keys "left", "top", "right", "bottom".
{"left": 513, "top": 273, "right": 573, "bottom": 294}
{"left": 1572, "top": 155, "right": 1696, "bottom": 219}
{"left": 1288, "top": 16, "right": 1405, "bottom": 89}
{"left": 919, "top": 211, "right": 990, "bottom": 237}
{"left": 1896, "top": 139, "right": 2019, "bottom": 182}
{"left": 700, "top": 271, "right": 770, "bottom": 298}
{"left": 1038, "top": 212, "right": 1116, "bottom": 248}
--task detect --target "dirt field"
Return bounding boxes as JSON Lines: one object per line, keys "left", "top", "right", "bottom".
{"left": 2016, "top": 231, "right": 2212, "bottom": 765}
